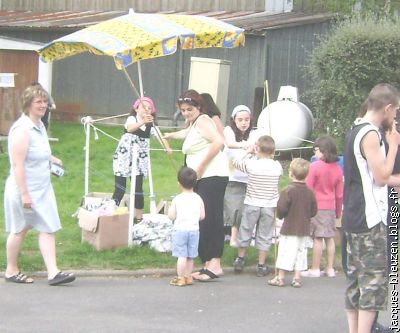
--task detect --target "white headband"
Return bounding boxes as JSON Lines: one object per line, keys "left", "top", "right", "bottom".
{"left": 231, "top": 105, "right": 251, "bottom": 118}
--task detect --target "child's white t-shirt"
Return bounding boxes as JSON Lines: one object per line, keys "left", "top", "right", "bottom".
{"left": 171, "top": 192, "right": 203, "bottom": 231}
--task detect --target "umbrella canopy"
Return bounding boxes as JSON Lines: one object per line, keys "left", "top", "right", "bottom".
{"left": 38, "top": 12, "right": 245, "bottom": 69}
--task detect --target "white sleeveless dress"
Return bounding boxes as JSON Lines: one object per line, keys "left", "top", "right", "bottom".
{"left": 4, "top": 114, "right": 61, "bottom": 233}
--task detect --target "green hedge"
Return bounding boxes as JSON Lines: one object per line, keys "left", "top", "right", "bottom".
{"left": 306, "top": 15, "right": 400, "bottom": 140}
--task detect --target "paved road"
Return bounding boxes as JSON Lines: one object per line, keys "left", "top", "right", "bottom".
{"left": 0, "top": 270, "right": 393, "bottom": 333}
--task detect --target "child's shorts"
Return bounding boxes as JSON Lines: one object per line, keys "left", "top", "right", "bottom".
{"left": 276, "top": 235, "right": 308, "bottom": 271}
{"left": 171, "top": 230, "right": 199, "bottom": 258}
{"left": 223, "top": 181, "right": 246, "bottom": 228}
{"left": 237, "top": 205, "right": 275, "bottom": 251}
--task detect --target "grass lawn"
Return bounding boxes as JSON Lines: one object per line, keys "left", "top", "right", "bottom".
{"left": 0, "top": 122, "right": 342, "bottom": 273}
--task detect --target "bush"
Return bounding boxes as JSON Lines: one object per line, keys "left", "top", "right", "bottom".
{"left": 306, "top": 15, "right": 400, "bottom": 139}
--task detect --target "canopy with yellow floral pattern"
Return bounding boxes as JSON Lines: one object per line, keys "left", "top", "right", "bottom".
{"left": 38, "top": 12, "right": 245, "bottom": 69}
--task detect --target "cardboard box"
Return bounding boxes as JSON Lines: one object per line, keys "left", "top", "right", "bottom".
{"left": 78, "top": 192, "right": 130, "bottom": 250}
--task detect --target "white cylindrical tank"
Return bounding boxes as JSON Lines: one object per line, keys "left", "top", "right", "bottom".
{"left": 256, "top": 100, "right": 314, "bottom": 150}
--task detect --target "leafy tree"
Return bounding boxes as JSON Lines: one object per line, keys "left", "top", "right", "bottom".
{"left": 305, "top": 15, "right": 400, "bottom": 140}
{"left": 294, "top": 0, "right": 400, "bottom": 16}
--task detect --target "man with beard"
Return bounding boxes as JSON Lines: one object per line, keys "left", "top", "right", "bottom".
{"left": 342, "top": 83, "right": 400, "bottom": 333}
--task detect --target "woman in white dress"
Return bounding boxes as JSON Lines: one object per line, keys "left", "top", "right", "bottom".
{"left": 4, "top": 85, "right": 75, "bottom": 286}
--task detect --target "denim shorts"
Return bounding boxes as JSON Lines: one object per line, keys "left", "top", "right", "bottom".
{"left": 171, "top": 230, "right": 199, "bottom": 258}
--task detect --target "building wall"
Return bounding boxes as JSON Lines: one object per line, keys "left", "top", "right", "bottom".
{"left": 0, "top": 50, "right": 38, "bottom": 135}
{"left": 48, "top": 34, "right": 267, "bottom": 125}
{"left": 0, "top": 0, "right": 266, "bottom": 11}
{"left": 265, "top": 21, "right": 331, "bottom": 103}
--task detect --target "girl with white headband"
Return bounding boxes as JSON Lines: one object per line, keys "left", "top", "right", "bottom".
{"left": 223, "top": 105, "right": 258, "bottom": 248}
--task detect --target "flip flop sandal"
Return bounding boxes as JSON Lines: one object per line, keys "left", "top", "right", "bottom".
{"left": 192, "top": 268, "right": 207, "bottom": 280}
{"left": 267, "top": 276, "right": 285, "bottom": 287}
{"left": 5, "top": 272, "right": 34, "bottom": 284}
{"left": 48, "top": 272, "right": 76, "bottom": 286}
{"left": 197, "top": 269, "right": 220, "bottom": 282}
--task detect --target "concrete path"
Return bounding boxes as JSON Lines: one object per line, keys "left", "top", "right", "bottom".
{"left": 0, "top": 270, "right": 394, "bottom": 333}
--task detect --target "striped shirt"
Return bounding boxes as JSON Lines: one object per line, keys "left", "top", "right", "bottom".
{"left": 233, "top": 154, "right": 282, "bottom": 207}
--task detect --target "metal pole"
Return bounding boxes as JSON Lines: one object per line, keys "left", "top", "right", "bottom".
{"left": 128, "top": 143, "right": 138, "bottom": 246}
{"left": 84, "top": 120, "right": 91, "bottom": 195}
{"left": 147, "top": 150, "right": 157, "bottom": 214}
{"left": 137, "top": 60, "right": 158, "bottom": 213}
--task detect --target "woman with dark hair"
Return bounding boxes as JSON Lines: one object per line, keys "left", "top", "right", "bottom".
{"left": 200, "top": 93, "right": 224, "bottom": 136}
{"left": 164, "top": 89, "right": 229, "bottom": 280}
{"left": 223, "top": 105, "right": 257, "bottom": 247}
{"left": 302, "top": 135, "right": 343, "bottom": 278}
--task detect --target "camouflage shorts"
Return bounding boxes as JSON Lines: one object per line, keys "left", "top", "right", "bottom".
{"left": 345, "top": 223, "right": 388, "bottom": 311}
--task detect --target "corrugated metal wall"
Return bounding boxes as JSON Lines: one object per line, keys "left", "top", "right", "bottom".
{"left": 48, "top": 34, "right": 267, "bottom": 125}
{"left": 265, "top": 21, "right": 331, "bottom": 103}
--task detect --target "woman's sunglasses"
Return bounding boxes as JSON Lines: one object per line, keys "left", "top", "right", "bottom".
{"left": 177, "top": 97, "right": 198, "bottom": 106}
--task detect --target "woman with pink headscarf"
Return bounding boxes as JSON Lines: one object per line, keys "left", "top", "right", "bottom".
{"left": 112, "top": 97, "right": 171, "bottom": 222}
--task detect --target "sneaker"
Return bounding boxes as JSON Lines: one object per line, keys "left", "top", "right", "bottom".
{"left": 233, "top": 257, "right": 245, "bottom": 273}
{"left": 371, "top": 321, "right": 394, "bottom": 332}
{"left": 170, "top": 276, "right": 186, "bottom": 286}
{"left": 320, "top": 269, "right": 336, "bottom": 278}
{"left": 256, "top": 264, "right": 268, "bottom": 277}
{"left": 300, "top": 269, "right": 321, "bottom": 278}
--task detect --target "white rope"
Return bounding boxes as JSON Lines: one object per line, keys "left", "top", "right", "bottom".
{"left": 89, "top": 124, "right": 120, "bottom": 142}
{"left": 87, "top": 122, "right": 182, "bottom": 152}
{"left": 91, "top": 113, "right": 130, "bottom": 123}
{"left": 276, "top": 146, "right": 313, "bottom": 151}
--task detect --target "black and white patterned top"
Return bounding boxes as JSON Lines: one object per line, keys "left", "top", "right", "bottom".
{"left": 112, "top": 115, "right": 155, "bottom": 177}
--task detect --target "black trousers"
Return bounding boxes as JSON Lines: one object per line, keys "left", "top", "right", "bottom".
{"left": 112, "top": 175, "right": 144, "bottom": 209}
{"left": 195, "top": 176, "right": 228, "bottom": 263}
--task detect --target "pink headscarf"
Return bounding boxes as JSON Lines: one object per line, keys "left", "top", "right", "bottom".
{"left": 132, "top": 97, "right": 157, "bottom": 114}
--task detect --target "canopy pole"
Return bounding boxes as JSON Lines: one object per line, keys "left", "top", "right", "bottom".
{"left": 137, "top": 61, "right": 144, "bottom": 97}
{"left": 122, "top": 64, "right": 174, "bottom": 164}
{"left": 128, "top": 143, "right": 138, "bottom": 246}
{"left": 122, "top": 66, "right": 141, "bottom": 99}
{"left": 137, "top": 60, "right": 157, "bottom": 213}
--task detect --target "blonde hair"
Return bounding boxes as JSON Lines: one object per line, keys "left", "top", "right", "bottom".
{"left": 21, "top": 85, "right": 49, "bottom": 115}
{"left": 257, "top": 135, "right": 275, "bottom": 155}
{"left": 290, "top": 158, "right": 310, "bottom": 181}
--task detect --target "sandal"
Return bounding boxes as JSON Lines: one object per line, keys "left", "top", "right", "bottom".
{"left": 191, "top": 268, "right": 207, "bottom": 280}
{"left": 291, "top": 279, "right": 302, "bottom": 288}
{"left": 267, "top": 276, "right": 285, "bottom": 287}
{"left": 197, "top": 269, "right": 221, "bottom": 282}
{"left": 169, "top": 276, "right": 186, "bottom": 287}
{"left": 48, "top": 271, "right": 75, "bottom": 286}
{"left": 5, "top": 272, "right": 34, "bottom": 284}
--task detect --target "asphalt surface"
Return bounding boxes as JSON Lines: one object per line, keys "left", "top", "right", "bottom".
{"left": 0, "top": 269, "right": 394, "bottom": 333}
